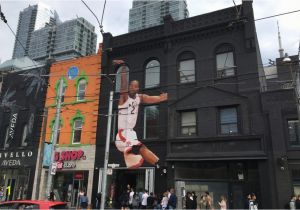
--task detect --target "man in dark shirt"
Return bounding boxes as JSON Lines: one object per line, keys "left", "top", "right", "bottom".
{"left": 168, "top": 188, "right": 177, "bottom": 210}
{"left": 147, "top": 192, "right": 155, "bottom": 209}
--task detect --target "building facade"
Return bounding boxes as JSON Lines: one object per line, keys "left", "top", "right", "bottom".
{"left": 129, "top": 0, "right": 189, "bottom": 32}
{"left": 33, "top": 47, "right": 101, "bottom": 207}
{"left": 0, "top": 57, "right": 49, "bottom": 201}
{"left": 12, "top": 3, "right": 59, "bottom": 59}
{"left": 261, "top": 55, "right": 300, "bottom": 208}
{"left": 93, "top": 1, "right": 277, "bottom": 208}
{"left": 28, "top": 17, "right": 97, "bottom": 63}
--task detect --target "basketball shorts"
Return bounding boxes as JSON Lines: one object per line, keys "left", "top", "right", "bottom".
{"left": 115, "top": 129, "right": 142, "bottom": 153}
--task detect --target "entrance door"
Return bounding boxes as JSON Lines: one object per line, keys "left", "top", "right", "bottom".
{"left": 230, "top": 184, "right": 244, "bottom": 209}
{"left": 5, "top": 178, "right": 16, "bottom": 201}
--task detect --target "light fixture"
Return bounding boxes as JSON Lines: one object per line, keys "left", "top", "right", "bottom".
{"left": 283, "top": 53, "right": 291, "bottom": 63}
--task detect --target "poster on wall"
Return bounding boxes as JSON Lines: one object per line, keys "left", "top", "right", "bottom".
{"left": 114, "top": 61, "right": 168, "bottom": 169}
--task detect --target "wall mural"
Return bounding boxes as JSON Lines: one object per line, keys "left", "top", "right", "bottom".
{"left": 115, "top": 61, "right": 168, "bottom": 168}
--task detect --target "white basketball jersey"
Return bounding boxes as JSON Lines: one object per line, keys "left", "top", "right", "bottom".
{"left": 118, "top": 94, "right": 140, "bottom": 130}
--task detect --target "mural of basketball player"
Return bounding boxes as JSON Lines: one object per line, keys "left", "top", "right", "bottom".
{"left": 114, "top": 60, "right": 168, "bottom": 169}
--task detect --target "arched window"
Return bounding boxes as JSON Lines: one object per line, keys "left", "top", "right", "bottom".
{"left": 77, "top": 79, "right": 87, "bottom": 101}
{"left": 145, "top": 60, "right": 160, "bottom": 88}
{"left": 115, "top": 65, "right": 129, "bottom": 92}
{"left": 178, "top": 52, "right": 195, "bottom": 83}
{"left": 215, "top": 44, "right": 236, "bottom": 78}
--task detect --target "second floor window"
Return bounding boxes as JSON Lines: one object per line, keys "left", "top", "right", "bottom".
{"left": 145, "top": 60, "right": 160, "bottom": 88}
{"left": 77, "top": 79, "right": 86, "bottom": 101}
{"left": 179, "top": 59, "right": 195, "bottom": 83}
{"left": 72, "top": 119, "right": 83, "bottom": 144}
{"left": 180, "top": 111, "right": 197, "bottom": 136}
{"left": 219, "top": 107, "right": 238, "bottom": 135}
{"left": 288, "top": 120, "right": 300, "bottom": 146}
{"left": 143, "top": 106, "right": 159, "bottom": 139}
{"left": 216, "top": 44, "right": 235, "bottom": 78}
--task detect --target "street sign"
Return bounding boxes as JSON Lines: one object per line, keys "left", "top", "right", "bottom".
{"left": 51, "top": 162, "right": 57, "bottom": 175}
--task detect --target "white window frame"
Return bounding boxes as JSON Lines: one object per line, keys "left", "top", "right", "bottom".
{"left": 72, "top": 119, "right": 83, "bottom": 144}
{"left": 145, "top": 60, "right": 160, "bottom": 88}
{"left": 77, "top": 79, "right": 86, "bottom": 101}
{"left": 216, "top": 51, "right": 236, "bottom": 78}
{"left": 180, "top": 111, "right": 197, "bottom": 136}
{"left": 143, "top": 105, "right": 159, "bottom": 139}
{"left": 179, "top": 59, "right": 195, "bottom": 83}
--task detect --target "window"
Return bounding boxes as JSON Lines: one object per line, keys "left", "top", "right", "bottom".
{"left": 180, "top": 111, "right": 197, "bottom": 136}
{"left": 144, "top": 106, "right": 159, "bottom": 139}
{"left": 145, "top": 60, "right": 160, "bottom": 88}
{"left": 4, "top": 126, "right": 9, "bottom": 148}
{"left": 72, "top": 119, "right": 83, "bottom": 144}
{"left": 288, "top": 120, "right": 300, "bottom": 146}
{"left": 21, "top": 124, "right": 28, "bottom": 146}
{"left": 179, "top": 59, "right": 195, "bottom": 83}
{"left": 216, "top": 44, "right": 235, "bottom": 78}
{"left": 219, "top": 107, "right": 238, "bottom": 134}
{"left": 115, "top": 65, "right": 129, "bottom": 92}
{"left": 77, "top": 79, "right": 86, "bottom": 101}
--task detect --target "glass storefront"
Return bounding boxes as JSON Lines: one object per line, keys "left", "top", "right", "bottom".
{"left": 99, "top": 168, "right": 155, "bottom": 209}
{"left": 174, "top": 161, "right": 260, "bottom": 209}
{"left": 0, "top": 168, "right": 30, "bottom": 201}
{"left": 53, "top": 170, "right": 88, "bottom": 207}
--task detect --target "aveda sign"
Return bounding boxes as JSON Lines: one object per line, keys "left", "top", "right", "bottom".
{"left": 9, "top": 113, "right": 18, "bottom": 140}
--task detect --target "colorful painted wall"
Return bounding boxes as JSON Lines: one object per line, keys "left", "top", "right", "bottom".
{"left": 44, "top": 50, "right": 101, "bottom": 146}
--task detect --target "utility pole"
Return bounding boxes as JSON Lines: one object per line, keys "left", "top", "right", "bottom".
{"left": 34, "top": 107, "right": 48, "bottom": 199}
{"left": 100, "top": 90, "right": 114, "bottom": 210}
{"left": 46, "top": 78, "right": 64, "bottom": 199}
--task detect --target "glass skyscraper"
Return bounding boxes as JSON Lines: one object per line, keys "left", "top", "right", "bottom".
{"left": 28, "top": 17, "right": 97, "bottom": 62}
{"left": 129, "top": 0, "right": 189, "bottom": 32}
{"left": 12, "top": 3, "right": 59, "bottom": 59}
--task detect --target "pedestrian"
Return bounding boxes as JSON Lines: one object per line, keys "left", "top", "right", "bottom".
{"left": 186, "top": 192, "right": 194, "bottom": 209}
{"left": 249, "top": 193, "right": 258, "bottom": 210}
{"left": 0, "top": 187, "right": 4, "bottom": 201}
{"left": 119, "top": 189, "right": 130, "bottom": 210}
{"left": 204, "top": 192, "right": 212, "bottom": 210}
{"left": 191, "top": 192, "right": 197, "bottom": 209}
{"left": 95, "top": 192, "right": 101, "bottom": 209}
{"left": 78, "top": 188, "right": 85, "bottom": 207}
{"left": 168, "top": 188, "right": 177, "bottom": 210}
{"left": 79, "top": 192, "right": 89, "bottom": 209}
{"left": 49, "top": 190, "right": 55, "bottom": 201}
{"left": 129, "top": 188, "right": 135, "bottom": 208}
{"left": 141, "top": 190, "right": 149, "bottom": 209}
{"left": 245, "top": 194, "right": 251, "bottom": 209}
{"left": 295, "top": 195, "right": 300, "bottom": 209}
{"left": 139, "top": 188, "right": 144, "bottom": 208}
{"left": 199, "top": 195, "right": 206, "bottom": 210}
{"left": 161, "top": 192, "right": 169, "bottom": 210}
{"left": 132, "top": 192, "right": 140, "bottom": 210}
{"left": 290, "top": 195, "right": 296, "bottom": 210}
{"left": 147, "top": 192, "right": 155, "bottom": 209}
{"left": 218, "top": 196, "right": 227, "bottom": 210}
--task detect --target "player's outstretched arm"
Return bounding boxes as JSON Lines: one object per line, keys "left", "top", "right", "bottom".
{"left": 113, "top": 60, "right": 128, "bottom": 105}
{"left": 140, "top": 93, "right": 168, "bottom": 104}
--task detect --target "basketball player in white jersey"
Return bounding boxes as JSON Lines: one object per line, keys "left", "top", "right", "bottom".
{"left": 114, "top": 60, "right": 168, "bottom": 169}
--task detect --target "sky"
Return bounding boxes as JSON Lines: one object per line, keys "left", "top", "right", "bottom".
{"left": 0, "top": 0, "right": 300, "bottom": 65}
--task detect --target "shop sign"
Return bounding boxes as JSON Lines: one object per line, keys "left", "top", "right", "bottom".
{"left": 55, "top": 150, "right": 86, "bottom": 170}
{"left": 8, "top": 113, "right": 18, "bottom": 140}
{"left": 0, "top": 150, "right": 34, "bottom": 168}
{"left": 74, "top": 172, "right": 84, "bottom": 180}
